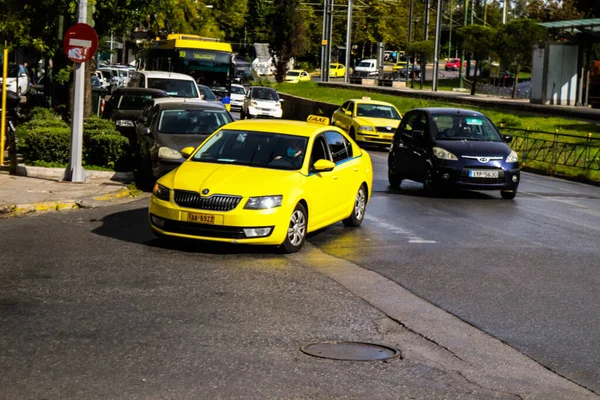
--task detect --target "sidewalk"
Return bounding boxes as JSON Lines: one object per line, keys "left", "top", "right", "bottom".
{"left": 0, "top": 170, "right": 142, "bottom": 216}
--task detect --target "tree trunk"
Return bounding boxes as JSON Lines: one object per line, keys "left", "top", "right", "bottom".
{"left": 275, "top": 45, "right": 289, "bottom": 83}
{"left": 470, "top": 59, "right": 479, "bottom": 95}
{"left": 84, "top": 59, "right": 95, "bottom": 118}
{"left": 511, "top": 62, "right": 520, "bottom": 99}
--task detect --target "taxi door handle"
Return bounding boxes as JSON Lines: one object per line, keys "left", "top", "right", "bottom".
{"left": 333, "top": 176, "right": 339, "bottom": 180}
{"left": 353, "top": 168, "right": 359, "bottom": 172}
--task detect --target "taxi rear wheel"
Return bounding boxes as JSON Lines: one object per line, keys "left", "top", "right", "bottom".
{"left": 281, "top": 203, "right": 308, "bottom": 253}
{"left": 343, "top": 185, "right": 367, "bottom": 227}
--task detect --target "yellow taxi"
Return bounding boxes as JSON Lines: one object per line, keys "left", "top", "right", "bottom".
{"left": 148, "top": 115, "right": 373, "bottom": 253}
{"left": 331, "top": 97, "right": 402, "bottom": 147}
{"left": 392, "top": 62, "right": 407, "bottom": 72}
{"left": 284, "top": 69, "right": 312, "bottom": 83}
{"left": 329, "top": 63, "right": 346, "bottom": 78}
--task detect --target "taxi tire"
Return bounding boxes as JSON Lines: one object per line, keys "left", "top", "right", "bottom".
{"left": 501, "top": 189, "right": 517, "bottom": 199}
{"left": 343, "top": 185, "right": 367, "bottom": 227}
{"left": 280, "top": 203, "right": 308, "bottom": 253}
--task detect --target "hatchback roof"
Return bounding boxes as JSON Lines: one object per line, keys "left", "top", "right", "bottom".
{"left": 136, "top": 71, "right": 196, "bottom": 81}
{"left": 112, "top": 88, "right": 168, "bottom": 96}
{"left": 156, "top": 101, "right": 229, "bottom": 111}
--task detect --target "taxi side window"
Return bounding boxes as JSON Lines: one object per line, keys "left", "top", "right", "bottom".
{"left": 325, "top": 131, "right": 353, "bottom": 163}
{"left": 341, "top": 101, "right": 350, "bottom": 112}
{"left": 310, "top": 136, "right": 330, "bottom": 166}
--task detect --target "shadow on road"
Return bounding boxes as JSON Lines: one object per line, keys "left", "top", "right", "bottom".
{"left": 384, "top": 183, "right": 500, "bottom": 200}
{"left": 91, "top": 206, "right": 283, "bottom": 255}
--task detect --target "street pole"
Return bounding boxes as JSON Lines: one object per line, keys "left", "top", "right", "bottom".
{"left": 326, "top": 0, "right": 334, "bottom": 81}
{"left": 458, "top": 0, "right": 467, "bottom": 88}
{"left": 344, "top": 0, "right": 352, "bottom": 83}
{"left": 448, "top": 0, "right": 453, "bottom": 59}
{"left": 503, "top": 0, "right": 507, "bottom": 24}
{"left": 406, "top": 0, "right": 414, "bottom": 88}
{"left": 483, "top": 0, "right": 487, "bottom": 25}
{"left": 422, "top": 0, "right": 429, "bottom": 83}
{"left": 0, "top": 43, "right": 7, "bottom": 167}
{"left": 432, "top": 0, "right": 442, "bottom": 91}
{"left": 63, "top": 0, "right": 87, "bottom": 183}
{"left": 321, "top": 0, "right": 328, "bottom": 79}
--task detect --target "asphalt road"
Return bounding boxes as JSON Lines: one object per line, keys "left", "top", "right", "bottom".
{"left": 1, "top": 148, "right": 599, "bottom": 398}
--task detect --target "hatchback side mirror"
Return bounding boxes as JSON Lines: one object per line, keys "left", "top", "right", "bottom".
{"left": 137, "top": 116, "right": 147, "bottom": 124}
{"left": 140, "top": 127, "right": 152, "bottom": 136}
{"left": 413, "top": 130, "right": 425, "bottom": 140}
{"left": 279, "top": 98, "right": 284, "bottom": 102}
{"left": 503, "top": 134, "right": 513, "bottom": 143}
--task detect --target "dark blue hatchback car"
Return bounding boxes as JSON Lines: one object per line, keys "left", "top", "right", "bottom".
{"left": 388, "top": 108, "right": 520, "bottom": 199}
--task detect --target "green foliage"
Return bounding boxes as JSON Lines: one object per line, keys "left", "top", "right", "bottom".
{"left": 407, "top": 41, "right": 435, "bottom": 63}
{"left": 17, "top": 126, "right": 72, "bottom": 164}
{"left": 54, "top": 67, "right": 72, "bottom": 85}
{"left": 457, "top": 25, "right": 497, "bottom": 62}
{"left": 271, "top": 0, "right": 310, "bottom": 82}
{"left": 84, "top": 133, "right": 128, "bottom": 170}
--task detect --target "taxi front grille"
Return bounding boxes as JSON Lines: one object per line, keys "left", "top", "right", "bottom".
{"left": 174, "top": 190, "right": 242, "bottom": 211}
{"left": 375, "top": 126, "right": 395, "bottom": 133}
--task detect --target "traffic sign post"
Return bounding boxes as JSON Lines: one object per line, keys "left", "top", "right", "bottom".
{"left": 62, "top": 0, "right": 98, "bottom": 183}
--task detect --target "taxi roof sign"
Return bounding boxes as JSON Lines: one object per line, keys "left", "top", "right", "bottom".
{"left": 307, "top": 115, "right": 330, "bottom": 125}
{"left": 362, "top": 96, "right": 371, "bottom": 100}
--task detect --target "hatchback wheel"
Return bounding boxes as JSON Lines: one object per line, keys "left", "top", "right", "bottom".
{"left": 281, "top": 203, "right": 308, "bottom": 253}
{"left": 423, "top": 167, "right": 440, "bottom": 197}
{"left": 501, "top": 189, "right": 517, "bottom": 200}
{"left": 388, "top": 156, "right": 402, "bottom": 188}
{"left": 343, "top": 185, "right": 367, "bottom": 227}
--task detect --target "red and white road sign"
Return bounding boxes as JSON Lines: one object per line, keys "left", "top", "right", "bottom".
{"left": 63, "top": 23, "right": 98, "bottom": 63}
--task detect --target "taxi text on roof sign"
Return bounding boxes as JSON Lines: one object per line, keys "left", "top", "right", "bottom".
{"left": 306, "top": 115, "right": 330, "bottom": 125}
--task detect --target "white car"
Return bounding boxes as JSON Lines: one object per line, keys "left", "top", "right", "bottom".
{"left": 230, "top": 84, "right": 246, "bottom": 109}
{"left": 354, "top": 58, "right": 378, "bottom": 76}
{"left": 128, "top": 71, "right": 202, "bottom": 99}
{"left": 0, "top": 64, "right": 29, "bottom": 96}
{"left": 241, "top": 86, "right": 283, "bottom": 119}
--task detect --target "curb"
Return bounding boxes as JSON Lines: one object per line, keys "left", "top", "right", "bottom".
{"left": 13, "top": 165, "right": 134, "bottom": 182}
{"left": 0, "top": 187, "right": 145, "bottom": 218}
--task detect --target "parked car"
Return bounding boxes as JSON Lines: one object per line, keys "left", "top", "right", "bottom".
{"left": 284, "top": 69, "right": 311, "bottom": 83}
{"left": 128, "top": 71, "right": 202, "bottom": 98}
{"left": 230, "top": 84, "right": 246, "bottom": 110}
{"left": 147, "top": 116, "right": 373, "bottom": 253}
{"left": 445, "top": 58, "right": 462, "bottom": 71}
{"left": 197, "top": 84, "right": 220, "bottom": 101}
{"left": 331, "top": 97, "right": 402, "bottom": 148}
{"left": 387, "top": 108, "right": 520, "bottom": 199}
{"left": 354, "top": 59, "right": 378, "bottom": 77}
{"left": 0, "top": 64, "right": 29, "bottom": 96}
{"left": 398, "top": 64, "right": 421, "bottom": 77}
{"left": 99, "top": 67, "right": 125, "bottom": 88}
{"left": 136, "top": 101, "right": 234, "bottom": 183}
{"left": 241, "top": 86, "right": 283, "bottom": 119}
{"left": 330, "top": 63, "right": 346, "bottom": 78}
{"left": 102, "top": 88, "right": 169, "bottom": 143}
{"left": 98, "top": 69, "right": 119, "bottom": 93}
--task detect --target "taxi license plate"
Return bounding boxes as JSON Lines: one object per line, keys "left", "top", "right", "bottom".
{"left": 187, "top": 212, "right": 216, "bottom": 224}
{"left": 469, "top": 170, "right": 499, "bottom": 178}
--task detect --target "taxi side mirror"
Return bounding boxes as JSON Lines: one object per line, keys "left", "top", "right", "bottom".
{"left": 313, "top": 159, "right": 335, "bottom": 172}
{"left": 344, "top": 110, "right": 352, "bottom": 116}
{"left": 181, "top": 147, "right": 195, "bottom": 159}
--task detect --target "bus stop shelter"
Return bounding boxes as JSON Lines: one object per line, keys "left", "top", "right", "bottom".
{"left": 536, "top": 19, "right": 600, "bottom": 107}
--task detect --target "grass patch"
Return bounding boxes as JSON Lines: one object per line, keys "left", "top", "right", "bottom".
{"left": 276, "top": 82, "right": 600, "bottom": 138}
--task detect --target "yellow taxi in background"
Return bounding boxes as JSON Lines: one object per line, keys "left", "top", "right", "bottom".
{"left": 330, "top": 63, "right": 346, "bottom": 78}
{"left": 331, "top": 97, "right": 402, "bottom": 148}
{"left": 392, "top": 62, "right": 407, "bottom": 72}
{"left": 148, "top": 115, "right": 373, "bottom": 253}
{"left": 284, "top": 69, "right": 312, "bottom": 83}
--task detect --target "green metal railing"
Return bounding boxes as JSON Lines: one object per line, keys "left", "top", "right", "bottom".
{"left": 499, "top": 126, "right": 600, "bottom": 174}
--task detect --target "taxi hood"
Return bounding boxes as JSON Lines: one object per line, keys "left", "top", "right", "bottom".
{"left": 354, "top": 117, "right": 401, "bottom": 128}
{"left": 170, "top": 161, "right": 303, "bottom": 197}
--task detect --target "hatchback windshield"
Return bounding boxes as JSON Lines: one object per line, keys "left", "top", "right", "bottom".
{"left": 192, "top": 130, "right": 308, "bottom": 170}
{"left": 158, "top": 109, "right": 232, "bottom": 135}
{"left": 432, "top": 114, "right": 503, "bottom": 141}
{"left": 356, "top": 104, "right": 401, "bottom": 119}
{"left": 117, "top": 94, "right": 155, "bottom": 110}
{"left": 148, "top": 78, "right": 199, "bottom": 98}
{"left": 231, "top": 86, "right": 246, "bottom": 95}
{"left": 252, "top": 88, "right": 279, "bottom": 101}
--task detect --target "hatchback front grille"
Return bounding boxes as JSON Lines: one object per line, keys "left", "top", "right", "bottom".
{"left": 174, "top": 190, "right": 242, "bottom": 211}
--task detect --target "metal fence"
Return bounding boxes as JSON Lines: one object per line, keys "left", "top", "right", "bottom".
{"left": 499, "top": 127, "right": 600, "bottom": 173}
{"left": 476, "top": 84, "right": 531, "bottom": 99}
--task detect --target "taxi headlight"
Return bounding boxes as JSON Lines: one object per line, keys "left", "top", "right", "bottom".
{"left": 244, "top": 195, "right": 283, "bottom": 210}
{"left": 115, "top": 120, "right": 135, "bottom": 127}
{"left": 432, "top": 147, "right": 458, "bottom": 161}
{"left": 158, "top": 146, "right": 182, "bottom": 160}
{"left": 506, "top": 150, "right": 519, "bottom": 163}
{"left": 359, "top": 126, "right": 374, "bottom": 131}
{"left": 152, "top": 183, "right": 170, "bottom": 201}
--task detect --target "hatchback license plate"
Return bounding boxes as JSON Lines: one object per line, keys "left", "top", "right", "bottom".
{"left": 469, "top": 170, "right": 499, "bottom": 178}
{"left": 187, "top": 213, "right": 215, "bottom": 224}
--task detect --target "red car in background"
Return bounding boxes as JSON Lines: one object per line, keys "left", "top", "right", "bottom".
{"left": 445, "top": 58, "right": 462, "bottom": 71}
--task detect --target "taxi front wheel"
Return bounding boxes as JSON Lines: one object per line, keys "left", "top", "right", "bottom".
{"left": 343, "top": 185, "right": 367, "bottom": 227}
{"left": 280, "top": 203, "right": 308, "bottom": 253}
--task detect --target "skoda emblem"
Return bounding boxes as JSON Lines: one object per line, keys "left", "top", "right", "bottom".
{"left": 386, "top": 126, "right": 392, "bottom": 131}
{"left": 478, "top": 157, "right": 489, "bottom": 163}
{"left": 202, "top": 188, "right": 210, "bottom": 195}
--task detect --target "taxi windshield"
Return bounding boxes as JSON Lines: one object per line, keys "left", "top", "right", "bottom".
{"left": 356, "top": 104, "right": 401, "bottom": 119}
{"left": 432, "top": 114, "right": 503, "bottom": 142}
{"left": 192, "top": 129, "right": 308, "bottom": 170}
{"left": 286, "top": 71, "right": 300, "bottom": 77}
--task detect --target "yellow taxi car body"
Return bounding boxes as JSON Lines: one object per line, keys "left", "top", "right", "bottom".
{"left": 392, "top": 62, "right": 407, "bottom": 72}
{"left": 148, "top": 116, "right": 373, "bottom": 253}
{"left": 331, "top": 98, "right": 402, "bottom": 147}
{"left": 330, "top": 63, "right": 346, "bottom": 78}
{"left": 284, "top": 69, "right": 312, "bottom": 83}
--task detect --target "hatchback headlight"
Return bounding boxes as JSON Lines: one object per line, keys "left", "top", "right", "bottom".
{"left": 115, "top": 120, "right": 134, "bottom": 127}
{"left": 158, "top": 146, "right": 182, "bottom": 160}
{"left": 432, "top": 147, "right": 458, "bottom": 161}
{"left": 152, "top": 183, "right": 170, "bottom": 201}
{"left": 506, "top": 150, "right": 519, "bottom": 163}
{"left": 359, "top": 126, "right": 374, "bottom": 131}
{"left": 244, "top": 195, "right": 283, "bottom": 210}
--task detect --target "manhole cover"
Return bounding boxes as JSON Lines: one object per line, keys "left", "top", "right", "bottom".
{"left": 300, "top": 341, "right": 400, "bottom": 361}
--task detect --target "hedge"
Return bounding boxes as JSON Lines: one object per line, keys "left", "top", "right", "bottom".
{"left": 16, "top": 110, "right": 131, "bottom": 170}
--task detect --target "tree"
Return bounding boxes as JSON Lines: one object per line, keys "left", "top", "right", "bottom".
{"left": 270, "top": 0, "right": 309, "bottom": 82}
{"left": 457, "top": 25, "right": 497, "bottom": 95}
{"left": 574, "top": 0, "right": 600, "bottom": 18}
{"left": 407, "top": 40, "right": 434, "bottom": 89}
{"left": 495, "top": 19, "right": 545, "bottom": 98}
{"left": 526, "top": 0, "right": 583, "bottom": 22}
